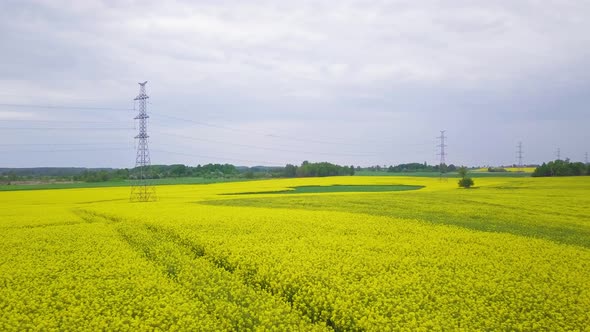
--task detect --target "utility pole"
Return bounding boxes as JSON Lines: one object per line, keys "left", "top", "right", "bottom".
{"left": 517, "top": 141, "right": 523, "bottom": 172}
{"left": 437, "top": 130, "right": 447, "bottom": 180}
{"left": 585, "top": 152, "right": 588, "bottom": 165}
{"left": 557, "top": 147, "right": 561, "bottom": 161}
{"left": 130, "top": 81, "right": 156, "bottom": 202}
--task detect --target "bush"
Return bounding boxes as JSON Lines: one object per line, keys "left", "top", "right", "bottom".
{"left": 458, "top": 177, "right": 474, "bottom": 188}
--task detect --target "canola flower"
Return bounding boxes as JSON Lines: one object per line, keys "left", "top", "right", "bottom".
{"left": 0, "top": 176, "right": 589, "bottom": 330}
{"left": 473, "top": 167, "right": 536, "bottom": 173}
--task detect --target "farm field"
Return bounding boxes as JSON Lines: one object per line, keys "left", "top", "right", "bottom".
{"left": 473, "top": 167, "right": 536, "bottom": 173}
{"left": 503, "top": 167, "right": 536, "bottom": 173}
{"left": 1, "top": 176, "right": 589, "bottom": 330}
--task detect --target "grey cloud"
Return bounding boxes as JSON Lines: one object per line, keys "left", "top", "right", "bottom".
{"left": 0, "top": 0, "right": 589, "bottom": 167}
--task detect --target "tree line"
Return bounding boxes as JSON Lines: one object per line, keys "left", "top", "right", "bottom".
{"left": 364, "top": 163, "right": 457, "bottom": 173}
{"left": 1, "top": 162, "right": 355, "bottom": 184}
{"left": 532, "top": 159, "right": 589, "bottom": 177}
{"left": 89, "top": 164, "right": 241, "bottom": 182}
{"left": 283, "top": 161, "right": 355, "bottom": 177}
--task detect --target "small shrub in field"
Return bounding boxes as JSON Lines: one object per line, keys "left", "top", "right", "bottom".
{"left": 458, "top": 177, "right": 474, "bottom": 188}
{"left": 457, "top": 166, "right": 474, "bottom": 188}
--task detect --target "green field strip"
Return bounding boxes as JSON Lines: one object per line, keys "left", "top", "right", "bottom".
{"left": 204, "top": 193, "right": 590, "bottom": 248}
{"left": 221, "top": 184, "right": 424, "bottom": 195}
{"left": 0, "top": 177, "right": 251, "bottom": 192}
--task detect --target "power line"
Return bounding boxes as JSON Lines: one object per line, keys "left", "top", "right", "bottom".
{"left": 2, "top": 99, "right": 432, "bottom": 149}
{"left": 148, "top": 101, "right": 433, "bottom": 146}
{"left": 151, "top": 111, "right": 433, "bottom": 148}
{"left": 0, "top": 142, "right": 125, "bottom": 146}
{"left": 0, "top": 127, "right": 133, "bottom": 130}
{"left": 154, "top": 120, "right": 434, "bottom": 153}
{"left": 151, "top": 148, "right": 286, "bottom": 166}
{"left": 557, "top": 147, "right": 561, "bottom": 160}
{"left": 153, "top": 130, "right": 376, "bottom": 157}
{"left": 0, "top": 147, "right": 131, "bottom": 153}
{"left": 0, "top": 103, "right": 133, "bottom": 111}
{"left": 0, "top": 144, "right": 316, "bottom": 167}
{"left": 0, "top": 92, "right": 121, "bottom": 103}
{"left": 1, "top": 99, "right": 431, "bottom": 149}
{"left": 0, "top": 119, "right": 125, "bottom": 124}
{"left": 0, "top": 99, "right": 437, "bottom": 165}
{"left": 0, "top": 98, "right": 428, "bottom": 145}
{"left": 153, "top": 112, "right": 356, "bottom": 146}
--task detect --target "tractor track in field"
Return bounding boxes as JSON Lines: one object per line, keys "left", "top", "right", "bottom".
{"left": 72, "top": 209, "right": 124, "bottom": 224}
{"left": 114, "top": 221, "right": 338, "bottom": 331}
{"left": 6, "top": 210, "right": 124, "bottom": 229}
{"left": 6, "top": 220, "right": 89, "bottom": 229}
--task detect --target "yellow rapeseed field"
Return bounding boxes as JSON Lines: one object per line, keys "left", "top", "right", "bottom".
{"left": 1, "top": 176, "right": 589, "bottom": 330}
{"left": 504, "top": 167, "right": 536, "bottom": 173}
{"left": 473, "top": 167, "right": 536, "bottom": 173}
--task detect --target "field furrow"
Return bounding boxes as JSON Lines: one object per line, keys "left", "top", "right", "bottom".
{"left": 115, "top": 221, "right": 328, "bottom": 331}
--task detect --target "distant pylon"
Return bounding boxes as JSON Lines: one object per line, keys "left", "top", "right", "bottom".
{"left": 517, "top": 141, "right": 523, "bottom": 172}
{"left": 585, "top": 152, "right": 588, "bottom": 165}
{"left": 556, "top": 147, "right": 561, "bottom": 160}
{"left": 437, "top": 130, "right": 447, "bottom": 180}
{"left": 130, "top": 81, "right": 156, "bottom": 202}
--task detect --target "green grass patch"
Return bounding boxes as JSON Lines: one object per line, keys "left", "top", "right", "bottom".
{"left": 0, "top": 177, "right": 249, "bottom": 192}
{"left": 207, "top": 182, "right": 590, "bottom": 248}
{"left": 223, "top": 184, "right": 424, "bottom": 195}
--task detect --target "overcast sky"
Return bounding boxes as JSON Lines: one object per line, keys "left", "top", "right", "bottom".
{"left": 0, "top": 0, "right": 589, "bottom": 168}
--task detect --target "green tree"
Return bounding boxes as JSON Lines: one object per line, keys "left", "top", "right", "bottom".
{"left": 457, "top": 166, "right": 467, "bottom": 178}
{"left": 458, "top": 177, "right": 474, "bottom": 188}
{"left": 284, "top": 164, "right": 297, "bottom": 177}
{"left": 170, "top": 164, "right": 187, "bottom": 177}
{"left": 457, "top": 166, "right": 474, "bottom": 188}
{"left": 532, "top": 159, "right": 589, "bottom": 177}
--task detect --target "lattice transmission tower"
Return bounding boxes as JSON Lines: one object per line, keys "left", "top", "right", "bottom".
{"left": 130, "top": 81, "right": 156, "bottom": 202}
{"left": 437, "top": 130, "right": 447, "bottom": 181}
